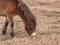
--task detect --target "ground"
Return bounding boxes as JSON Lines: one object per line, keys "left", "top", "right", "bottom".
{"left": 0, "top": 0, "right": 60, "bottom": 45}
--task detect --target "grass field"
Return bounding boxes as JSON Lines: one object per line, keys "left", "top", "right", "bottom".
{"left": 0, "top": 0, "right": 60, "bottom": 45}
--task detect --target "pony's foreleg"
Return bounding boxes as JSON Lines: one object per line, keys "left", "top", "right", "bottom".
{"left": 7, "top": 13, "right": 14, "bottom": 37}
{"left": 10, "top": 20, "right": 14, "bottom": 37}
{"left": 2, "top": 17, "right": 9, "bottom": 35}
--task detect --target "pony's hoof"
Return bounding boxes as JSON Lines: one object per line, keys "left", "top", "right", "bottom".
{"left": 31, "top": 32, "right": 37, "bottom": 36}
{"left": 2, "top": 31, "right": 6, "bottom": 35}
{"left": 10, "top": 33, "right": 14, "bottom": 37}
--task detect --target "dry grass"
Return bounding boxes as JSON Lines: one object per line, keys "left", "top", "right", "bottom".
{"left": 0, "top": 0, "right": 60, "bottom": 45}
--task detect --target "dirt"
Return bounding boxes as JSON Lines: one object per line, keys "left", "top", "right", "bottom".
{"left": 0, "top": 0, "right": 60, "bottom": 45}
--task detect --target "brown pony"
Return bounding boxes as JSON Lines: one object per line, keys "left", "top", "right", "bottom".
{"left": 0, "top": 0, "right": 37, "bottom": 37}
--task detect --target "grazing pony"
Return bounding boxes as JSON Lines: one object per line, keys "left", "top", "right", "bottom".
{"left": 0, "top": 0, "right": 37, "bottom": 37}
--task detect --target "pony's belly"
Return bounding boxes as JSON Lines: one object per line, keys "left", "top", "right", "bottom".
{"left": 0, "top": 9, "right": 6, "bottom": 15}
{"left": 0, "top": 7, "right": 7, "bottom": 16}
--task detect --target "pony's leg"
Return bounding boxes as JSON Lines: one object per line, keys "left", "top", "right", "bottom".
{"left": 10, "top": 20, "right": 14, "bottom": 37}
{"left": 7, "top": 13, "right": 14, "bottom": 37}
{"left": 2, "top": 17, "right": 9, "bottom": 35}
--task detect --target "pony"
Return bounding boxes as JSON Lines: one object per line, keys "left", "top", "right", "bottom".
{"left": 0, "top": 0, "right": 37, "bottom": 37}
